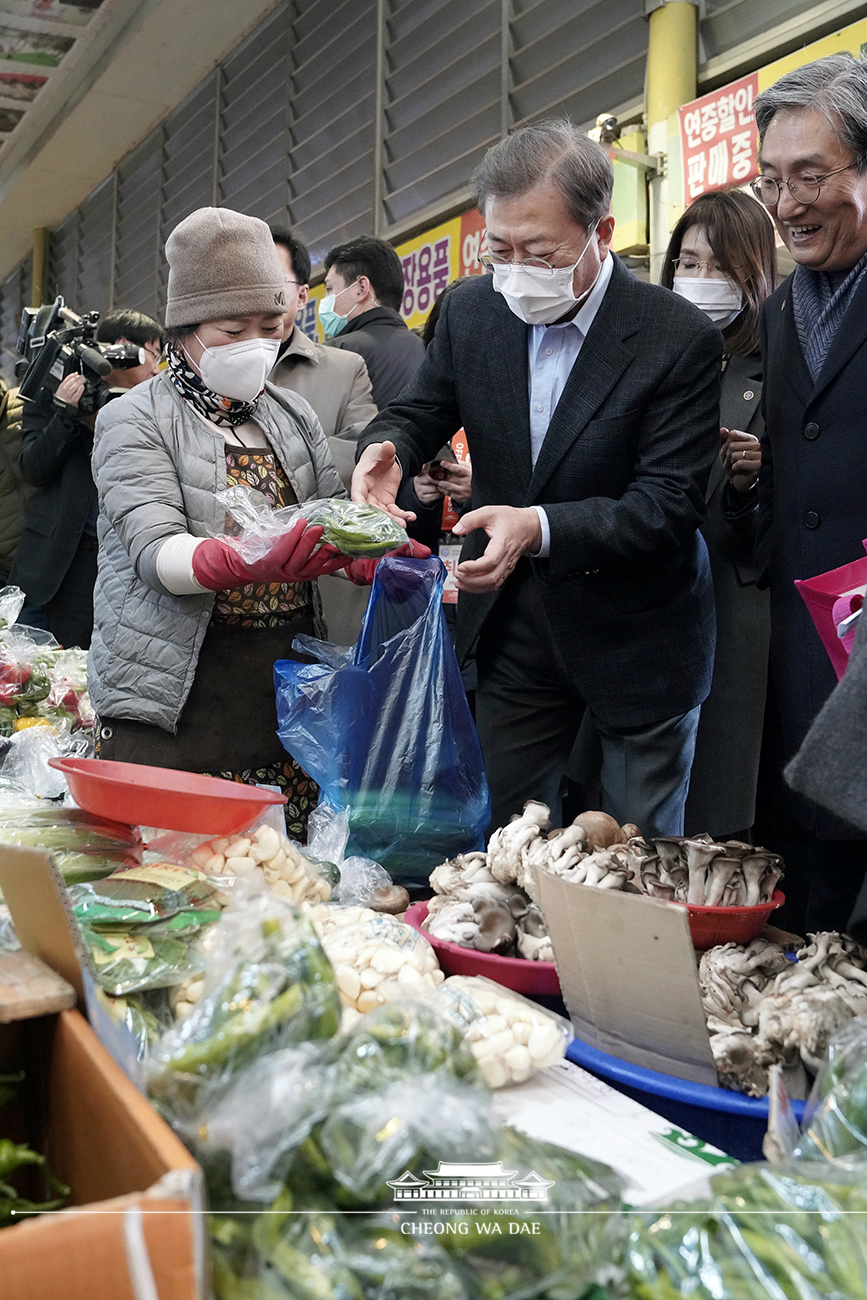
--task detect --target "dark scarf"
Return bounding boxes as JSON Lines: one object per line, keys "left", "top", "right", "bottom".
{"left": 792, "top": 249, "right": 867, "bottom": 381}
{"left": 167, "top": 343, "right": 260, "bottom": 428}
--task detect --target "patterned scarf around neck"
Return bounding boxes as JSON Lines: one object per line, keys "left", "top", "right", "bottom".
{"left": 791, "top": 249, "right": 867, "bottom": 381}
{"left": 167, "top": 342, "right": 261, "bottom": 428}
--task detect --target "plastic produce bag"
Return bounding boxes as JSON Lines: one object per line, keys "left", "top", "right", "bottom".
{"left": 275, "top": 556, "right": 490, "bottom": 886}
{"left": 0, "top": 586, "right": 25, "bottom": 630}
{"left": 794, "top": 1014, "right": 867, "bottom": 1166}
{"left": 146, "top": 891, "right": 340, "bottom": 1120}
{"left": 0, "top": 721, "right": 92, "bottom": 800}
{"left": 0, "top": 803, "right": 141, "bottom": 884}
{"left": 628, "top": 1161, "right": 867, "bottom": 1299}
{"left": 319, "top": 911, "right": 444, "bottom": 1018}
{"left": 214, "top": 484, "right": 404, "bottom": 562}
{"left": 427, "top": 974, "right": 570, "bottom": 1088}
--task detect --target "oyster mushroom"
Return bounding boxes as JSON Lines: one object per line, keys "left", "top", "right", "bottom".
{"left": 683, "top": 836, "right": 724, "bottom": 905}
{"left": 472, "top": 896, "right": 518, "bottom": 954}
{"left": 487, "top": 801, "right": 551, "bottom": 883}
{"left": 704, "top": 854, "right": 744, "bottom": 907}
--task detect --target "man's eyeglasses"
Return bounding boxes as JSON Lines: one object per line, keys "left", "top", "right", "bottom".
{"left": 749, "top": 162, "right": 856, "bottom": 207}
{"left": 143, "top": 345, "right": 162, "bottom": 363}
{"left": 480, "top": 252, "right": 566, "bottom": 278}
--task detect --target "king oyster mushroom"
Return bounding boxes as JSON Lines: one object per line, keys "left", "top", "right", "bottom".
{"left": 487, "top": 801, "right": 551, "bottom": 884}
{"left": 682, "top": 835, "right": 724, "bottom": 905}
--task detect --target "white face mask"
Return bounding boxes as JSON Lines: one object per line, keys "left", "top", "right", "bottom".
{"left": 672, "top": 277, "right": 744, "bottom": 327}
{"left": 491, "top": 222, "right": 601, "bottom": 325}
{"left": 187, "top": 335, "right": 280, "bottom": 403}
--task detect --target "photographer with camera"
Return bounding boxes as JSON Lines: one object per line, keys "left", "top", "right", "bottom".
{"left": 10, "top": 308, "right": 164, "bottom": 649}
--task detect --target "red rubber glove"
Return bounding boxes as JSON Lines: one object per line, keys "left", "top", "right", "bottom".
{"left": 345, "top": 539, "right": 432, "bottom": 585}
{"left": 192, "top": 519, "right": 349, "bottom": 591}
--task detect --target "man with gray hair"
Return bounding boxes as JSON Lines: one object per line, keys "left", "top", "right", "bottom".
{"left": 749, "top": 52, "right": 867, "bottom": 933}
{"left": 353, "top": 120, "right": 722, "bottom": 837}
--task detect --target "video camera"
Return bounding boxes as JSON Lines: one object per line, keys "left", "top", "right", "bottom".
{"left": 16, "top": 297, "right": 146, "bottom": 414}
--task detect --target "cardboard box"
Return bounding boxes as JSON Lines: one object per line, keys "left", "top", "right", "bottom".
{"left": 535, "top": 869, "right": 719, "bottom": 1086}
{"left": 0, "top": 845, "right": 205, "bottom": 1299}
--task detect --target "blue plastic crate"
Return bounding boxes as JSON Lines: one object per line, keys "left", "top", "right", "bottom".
{"left": 566, "top": 1038, "right": 805, "bottom": 1163}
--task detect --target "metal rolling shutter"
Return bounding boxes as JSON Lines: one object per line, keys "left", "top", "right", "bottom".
{"left": 381, "top": 0, "right": 501, "bottom": 227}
{"left": 158, "top": 74, "right": 219, "bottom": 310}
{"left": 218, "top": 6, "right": 291, "bottom": 225}
{"left": 287, "top": 0, "right": 377, "bottom": 267}
{"left": 113, "top": 133, "right": 163, "bottom": 320}
{"left": 509, "top": 0, "right": 647, "bottom": 129}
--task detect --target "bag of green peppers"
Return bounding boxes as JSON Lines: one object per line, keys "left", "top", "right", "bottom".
{"left": 147, "top": 893, "right": 341, "bottom": 1121}
{"left": 628, "top": 1162, "right": 867, "bottom": 1300}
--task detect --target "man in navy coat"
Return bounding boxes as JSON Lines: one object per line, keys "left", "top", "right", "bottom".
{"left": 353, "top": 120, "right": 721, "bottom": 837}
{"left": 751, "top": 53, "right": 867, "bottom": 933}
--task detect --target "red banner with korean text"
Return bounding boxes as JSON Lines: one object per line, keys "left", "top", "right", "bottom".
{"left": 678, "top": 73, "right": 759, "bottom": 203}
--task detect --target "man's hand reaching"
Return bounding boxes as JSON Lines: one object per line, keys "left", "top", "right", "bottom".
{"left": 452, "top": 505, "right": 542, "bottom": 593}
{"left": 351, "top": 440, "right": 416, "bottom": 523}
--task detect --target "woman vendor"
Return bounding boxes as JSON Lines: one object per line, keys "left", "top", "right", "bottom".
{"left": 88, "top": 207, "right": 394, "bottom": 835}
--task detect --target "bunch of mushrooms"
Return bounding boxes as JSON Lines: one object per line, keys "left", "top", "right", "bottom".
{"left": 625, "top": 833, "right": 784, "bottom": 907}
{"left": 423, "top": 802, "right": 638, "bottom": 959}
{"left": 700, "top": 931, "right": 867, "bottom": 1097}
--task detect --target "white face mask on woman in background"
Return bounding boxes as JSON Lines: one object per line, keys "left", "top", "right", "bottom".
{"left": 186, "top": 334, "right": 280, "bottom": 402}
{"left": 491, "top": 221, "right": 601, "bottom": 325}
{"left": 672, "top": 276, "right": 744, "bottom": 327}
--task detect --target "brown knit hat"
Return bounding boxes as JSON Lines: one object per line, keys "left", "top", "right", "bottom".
{"left": 164, "top": 207, "right": 287, "bottom": 326}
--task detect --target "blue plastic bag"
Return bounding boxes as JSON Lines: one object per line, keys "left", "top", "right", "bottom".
{"left": 274, "top": 556, "right": 489, "bottom": 886}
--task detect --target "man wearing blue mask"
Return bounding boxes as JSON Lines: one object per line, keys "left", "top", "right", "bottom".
{"left": 321, "top": 237, "right": 424, "bottom": 410}
{"left": 353, "top": 120, "right": 722, "bottom": 838}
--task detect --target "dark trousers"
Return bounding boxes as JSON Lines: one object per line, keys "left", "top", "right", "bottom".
{"left": 474, "top": 564, "right": 700, "bottom": 837}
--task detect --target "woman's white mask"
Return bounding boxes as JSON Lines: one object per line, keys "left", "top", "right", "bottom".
{"left": 672, "top": 277, "right": 744, "bottom": 328}
{"left": 187, "top": 335, "right": 280, "bottom": 403}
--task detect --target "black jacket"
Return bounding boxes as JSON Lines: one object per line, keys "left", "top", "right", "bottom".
{"left": 9, "top": 385, "right": 96, "bottom": 605}
{"left": 357, "top": 259, "right": 722, "bottom": 729}
{"left": 757, "top": 269, "right": 867, "bottom": 794}
{"left": 328, "top": 306, "right": 424, "bottom": 409}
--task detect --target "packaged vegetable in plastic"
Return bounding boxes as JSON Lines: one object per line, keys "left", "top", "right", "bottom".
{"left": 794, "top": 1013, "right": 867, "bottom": 1166}
{"left": 188, "top": 821, "right": 332, "bottom": 903}
{"left": 0, "top": 586, "right": 25, "bottom": 631}
{"left": 81, "top": 917, "right": 212, "bottom": 998}
{"left": 427, "top": 974, "right": 569, "bottom": 1087}
{"left": 303, "top": 499, "right": 405, "bottom": 558}
{"left": 70, "top": 861, "right": 226, "bottom": 926}
{"left": 0, "top": 803, "right": 142, "bottom": 884}
{"left": 317, "top": 911, "right": 444, "bottom": 1020}
{"left": 147, "top": 891, "right": 341, "bottom": 1119}
{"left": 628, "top": 1161, "right": 867, "bottom": 1300}
{"left": 0, "top": 722, "right": 92, "bottom": 800}
{"left": 214, "top": 483, "right": 406, "bottom": 563}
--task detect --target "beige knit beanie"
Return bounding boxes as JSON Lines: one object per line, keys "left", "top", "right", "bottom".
{"left": 164, "top": 207, "right": 287, "bottom": 326}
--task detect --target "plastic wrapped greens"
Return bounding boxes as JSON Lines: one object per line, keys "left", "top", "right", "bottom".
{"left": 202, "top": 1001, "right": 624, "bottom": 1300}
{"left": 794, "top": 1014, "right": 867, "bottom": 1165}
{"left": 146, "top": 892, "right": 340, "bottom": 1120}
{"left": 70, "top": 862, "right": 226, "bottom": 926}
{"left": 82, "top": 921, "right": 211, "bottom": 998}
{"left": 214, "top": 484, "right": 405, "bottom": 563}
{"left": 0, "top": 803, "right": 142, "bottom": 884}
{"left": 628, "top": 1162, "right": 867, "bottom": 1299}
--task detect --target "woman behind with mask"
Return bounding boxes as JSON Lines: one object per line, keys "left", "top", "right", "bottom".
{"left": 87, "top": 208, "right": 397, "bottom": 837}
{"left": 660, "top": 188, "right": 777, "bottom": 841}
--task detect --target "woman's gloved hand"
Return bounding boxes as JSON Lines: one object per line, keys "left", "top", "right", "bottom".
{"left": 345, "top": 539, "right": 432, "bottom": 586}
{"left": 192, "top": 519, "right": 349, "bottom": 591}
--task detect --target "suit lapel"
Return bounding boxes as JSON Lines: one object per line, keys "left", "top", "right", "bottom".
{"left": 490, "top": 297, "right": 534, "bottom": 483}
{"left": 526, "top": 258, "right": 637, "bottom": 502}
{"left": 808, "top": 269, "right": 867, "bottom": 405}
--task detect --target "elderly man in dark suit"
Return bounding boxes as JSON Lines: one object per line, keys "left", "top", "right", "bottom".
{"left": 353, "top": 120, "right": 722, "bottom": 836}
{"left": 750, "top": 53, "right": 867, "bottom": 933}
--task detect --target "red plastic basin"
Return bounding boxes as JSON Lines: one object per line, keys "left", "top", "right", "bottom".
{"left": 404, "top": 900, "right": 561, "bottom": 996}
{"left": 48, "top": 757, "right": 286, "bottom": 836}
{"left": 681, "top": 890, "right": 785, "bottom": 951}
